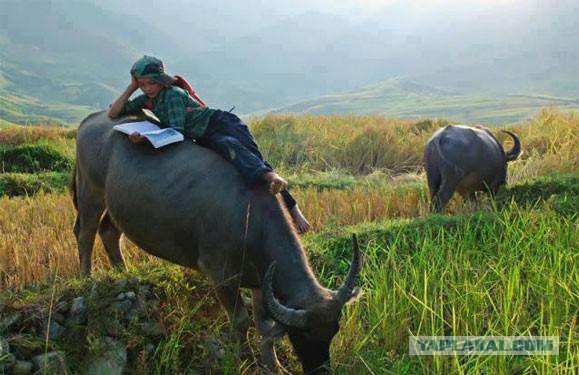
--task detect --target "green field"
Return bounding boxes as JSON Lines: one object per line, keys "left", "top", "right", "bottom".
{"left": 0, "top": 112, "right": 577, "bottom": 373}
{"left": 268, "top": 78, "right": 579, "bottom": 125}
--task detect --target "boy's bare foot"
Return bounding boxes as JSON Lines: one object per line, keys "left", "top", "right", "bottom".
{"left": 263, "top": 172, "right": 288, "bottom": 195}
{"left": 290, "top": 205, "right": 311, "bottom": 234}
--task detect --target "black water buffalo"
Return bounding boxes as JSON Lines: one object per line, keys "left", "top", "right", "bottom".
{"left": 70, "top": 111, "right": 363, "bottom": 374}
{"left": 424, "top": 124, "right": 522, "bottom": 212}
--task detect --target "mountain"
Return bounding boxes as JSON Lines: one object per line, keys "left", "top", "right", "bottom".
{"left": 0, "top": 0, "right": 180, "bottom": 125}
{"left": 2, "top": 0, "right": 579, "bottom": 125}
{"left": 171, "top": 0, "right": 579, "bottom": 114}
{"left": 267, "top": 78, "right": 579, "bottom": 124}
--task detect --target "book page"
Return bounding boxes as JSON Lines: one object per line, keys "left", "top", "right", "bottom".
{"left": 142, "top": 128, "right": 184, "bottom": 148}
{"left": 113, "top": 121, "right": 161, "bottom": 135}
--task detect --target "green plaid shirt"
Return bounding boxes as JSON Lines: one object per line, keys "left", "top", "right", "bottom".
{"left": 120, "top": 86, "right": 216, "bottom": 140}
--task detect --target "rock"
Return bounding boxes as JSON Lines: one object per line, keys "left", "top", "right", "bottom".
{"left": 11, "top": 360, "right": 34, "bottom": 375}
{"left": 127, "top": 278, "right": 139, "bottom": 288}
{"left": 8, "top": 335, "right": 44, "bottom": 358}
{"left": 203, "top": 336, "right": 225, "bottom": 360}
{"left": 0, "top": 338, "right": 15, "bottom": 370}
{"left": 126, "top": 295, "right": 147, "bottom": 322}
{"left": 144, "top": 343, "right": 156, "bottom": 356}
{"left": 0, "top": 311, "right": 22, "bottom": 331}
{"left": 125, "top": 308, "right": 141, "bottom": 323}
{"left": 85, "top": 337, "right": 127, "bottom": 375}
{"left": 89, "top": 284, "right": 99, "bottom": 301}
{"left": 46, "top": 320, "right": 66, "bottom": 341}
{"left": 52, "top": 312, "right": 66, "bottom": 325}
{"left": 140, "top": 322, "right": 166, "bottom": 338}
{"left": 0, "top": 337, "right": 9, "bottom": 355}
{"left": 110, "top": 300, "right": 132, "bottom": 315}
{"left": 138, "top": 285, "right": 151, "bottom": 298}
{"left": 68, "top": 297, "right": 87, "bottom": 326}
{"left": 113, "top": 279, "right": 129, "bottom": 292}
{"left": 31, "top": 351, "right": 66, "bottom": 374}
{"left": 103, "top": 319, "right": 124, "bottom": 337}
{"left": 124, "top": 291, "right": 136, "bottom": 301}
{"left": 55, "top": 301, "right": 70, "bottom": 314}
{"left": 0, "top": 353, "right": 16, "bottom": 371}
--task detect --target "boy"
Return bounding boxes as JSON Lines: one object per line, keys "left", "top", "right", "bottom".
{"left": 108, "top": 55, "right": 310, "bottom": 233}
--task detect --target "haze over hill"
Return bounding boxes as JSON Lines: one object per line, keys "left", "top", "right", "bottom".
{"left": 1, "top": 0, "right": 579, "bottom": 125}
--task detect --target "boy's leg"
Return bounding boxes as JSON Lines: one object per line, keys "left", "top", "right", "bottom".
{"left": 200, "top": 133, "right": 272, "bottom": 188}
{"left": 279, "top": 190, "right": 296, "bottom": 210}
{"left": 200, "top": 112, "right": 287, "bottom": 192}
{"left": 201, "top": 112, "right": 309, "bottom": 232}
{"left": 206, "top": 112, "right": 266, "bottom": 160}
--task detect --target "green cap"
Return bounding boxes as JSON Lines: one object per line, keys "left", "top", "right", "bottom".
{"left": 130, "top": 55, "right": 175, "bottom": 86}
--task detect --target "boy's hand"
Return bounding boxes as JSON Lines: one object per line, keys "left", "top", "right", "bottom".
{"left": 128, "top": 75, "right": 139, "bottom": 92}
{"left": 129, "top": 132, "right": 146, "bottom": 143}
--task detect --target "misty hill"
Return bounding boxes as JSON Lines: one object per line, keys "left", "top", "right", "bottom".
{"left": 177, "top": 0, "right": 579, "bottom": 114}
{"left": 268, "top": 78, "right": 579, "bottom": 124}
{"left": 2, "top": 0, "right": 579, "bottom": 125}
{"left": 0, "top": 0, "right": 178, "bottom": 125}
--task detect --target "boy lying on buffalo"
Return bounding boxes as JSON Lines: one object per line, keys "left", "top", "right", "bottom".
{"left": 108, "top": 55, "right": 310, "bottom": 233}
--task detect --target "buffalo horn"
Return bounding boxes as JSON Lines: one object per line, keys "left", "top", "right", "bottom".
{"left": 262, "top": 262, "right": 308, "bottom": 328}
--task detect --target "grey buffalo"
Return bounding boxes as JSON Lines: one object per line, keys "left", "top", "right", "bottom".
{"left": 424, "top": 125, "right": 522, "bottom": 212}
{"left": 70, "top": 111, "right": 363, "bottom": 374}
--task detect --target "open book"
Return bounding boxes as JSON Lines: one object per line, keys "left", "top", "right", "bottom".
{"left": 113, "top": 121, "right": 184, "bottom": 149}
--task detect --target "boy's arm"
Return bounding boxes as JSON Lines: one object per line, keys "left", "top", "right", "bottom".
{"left": 109, "top": 77, "right": 140, "bottom": 119}
{"left": 117, "top": 94, "right": 148, "bottom": 117}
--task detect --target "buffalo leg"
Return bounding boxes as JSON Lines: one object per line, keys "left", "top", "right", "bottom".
{"left": 425, "top": 157, "right": 442, "bottom": 206}
{"left": 98, "top": 211, "right": 126, "bottom": 270}
{"left": 214, "top": 284, "right": 251, "bottom": 344}
{"left": 73, "top": 167, "right": 105, "bottom": 277}
{"left": 199, "top": 255, "right": 252, "bottom": 358}
{"left": 432, "top": 173, "right": 461, "bottom": 213}
{"left": 464, "top": 192, "right": 478, "bottom": 210}
{"left": 251, "top": 289, "right": 288, "bottom": 374}
{"left": 74, "top": 197, "right": 104, "bottom": 277}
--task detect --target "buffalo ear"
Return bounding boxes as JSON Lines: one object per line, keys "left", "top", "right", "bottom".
{"left": 344, "top": 287, "right": 363, "bottom": 305}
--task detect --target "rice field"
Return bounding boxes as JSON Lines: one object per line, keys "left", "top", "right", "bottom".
{"left": 0, "top": 110, "right": 577, "bottom": 373}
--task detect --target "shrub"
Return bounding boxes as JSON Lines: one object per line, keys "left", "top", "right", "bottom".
{"left": 0, "top": 144, "right": 73, "bottom": 173}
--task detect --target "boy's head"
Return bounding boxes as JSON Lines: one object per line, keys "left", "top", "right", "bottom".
{"left": 131, "top": 55, "right": 175, "bottom": 97}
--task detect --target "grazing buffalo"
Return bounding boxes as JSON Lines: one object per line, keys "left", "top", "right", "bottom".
{"left": 424, "top": 124, "right": 522, "bottom": 212}
{"left": 70, "top": 111, "right": 363, "bottom": 374}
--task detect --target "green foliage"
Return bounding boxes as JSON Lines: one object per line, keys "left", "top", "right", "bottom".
{"left": 0, "top": 144, "right": 73, "bottom": 173}
{"left": 304, "top": 202, "right": 577, "bottom": 374}
{"left": 501, "top": 173, "right": 579, "bottom": 205}
{"left": 0, "top": 172, "right": 70, "bottom": 197}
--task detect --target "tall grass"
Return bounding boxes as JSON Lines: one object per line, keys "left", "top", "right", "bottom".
{"left": 309, "top": 205, "right": 578, "bottom": 374}
{"left": 251, "top": 109, "right": 578, "bottom": 179}
{"left": 0, "top": 112, "right": 577, "bottom": 373}
{"left": 0, "top": 193, "right": 152, "bottom": 291}
{"left": 0, "top": 126, "right": 76, "bottom": 145}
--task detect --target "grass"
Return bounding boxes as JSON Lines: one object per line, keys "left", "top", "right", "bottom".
{"left": 323, "top": 204, "right": 578, "bottom": 374}
{"left": 251, "top": 109, "right": 578, "bottom": 179}
{"left": 0, "top": 111, "right": 577, "bottom": 373}
{"left": 1, "top": 199, "right": 576, "bottom": 374}
{"left": 0, "top": 109, "right": 575, "bottom": 198}
{"left": 0, "top": 144, "right": 73, "bottom": 174}
{"left": 0, "top": 172, "right": 70, "bottom": 197}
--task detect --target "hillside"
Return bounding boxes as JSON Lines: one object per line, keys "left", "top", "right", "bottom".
{"left": 0, "top": 0, "right": 179, "bottom": 125}
{"left": 268, "top": 78, "right": 579, "bottom": 124}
